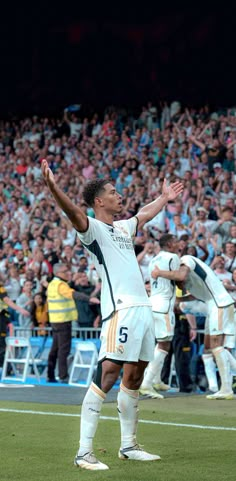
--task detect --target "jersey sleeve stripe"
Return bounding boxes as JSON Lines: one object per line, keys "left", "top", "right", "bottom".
{"left": 81, "top": 239, "right": 116, "bottom": 320}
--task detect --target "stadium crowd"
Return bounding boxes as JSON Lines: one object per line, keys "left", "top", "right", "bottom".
{"left": 0, "top": 101, "right": 236, "bottom": 383}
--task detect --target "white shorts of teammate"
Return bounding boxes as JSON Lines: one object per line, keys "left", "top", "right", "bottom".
{"left": 98, "top": 306, "right": 155, "bottom": 363}
{"left": 204, "top": 301, "right": 235, "bottom": 337}
{"left": 180, "top": 300, "right": 235, "bottom": 349}
{"left": 152, "top": 310, "right": 175, "bottom": 341}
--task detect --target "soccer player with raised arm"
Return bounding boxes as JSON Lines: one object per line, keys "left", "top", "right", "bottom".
{"left": 41, "top": 159, "right": 183, "bottom": 470}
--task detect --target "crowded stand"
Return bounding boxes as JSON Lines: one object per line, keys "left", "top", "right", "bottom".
{"left": 0, "top": 101, "right": 236, "bottom": 388}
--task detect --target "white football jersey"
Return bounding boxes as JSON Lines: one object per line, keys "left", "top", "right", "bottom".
{"left": 77, "top": 216, "right": 151, "bottom": 321}
{"left": 181, "top": 255, "right": 234, "bottom": 307}
{"left": 149, "top": 250, "right": 180, "bottom": 313}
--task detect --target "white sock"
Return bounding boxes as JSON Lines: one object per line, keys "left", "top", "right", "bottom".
{"left": 202, "top": 353, "right": 218, "bottom": 392}
{"left": 225, "top": 349, "right": 236, "bottom": 374}
{"left": 152, "top": 348, "right": 168, "bottom": 384}
{"left": 212, "top": 347, "right": 231, "bottom": 393}
{"left": 78, "top": 382, "right": 106, "bottom": 456}
{"left": 117, "top": 382, "right": 139, "bottom": 449}
{"left": 142, "top": 347, "right": 168, "bottom": 388}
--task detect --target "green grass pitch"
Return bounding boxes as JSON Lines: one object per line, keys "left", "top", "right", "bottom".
{"left": 0, "top": 395, "right": 236, "bottom": 481}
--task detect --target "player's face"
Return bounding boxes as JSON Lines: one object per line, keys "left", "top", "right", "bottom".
{"left": 98, "top": 183, "right": 123, "bottom": 214}
{"left": 170, "top": 237, "right": 179, "bottom": 253}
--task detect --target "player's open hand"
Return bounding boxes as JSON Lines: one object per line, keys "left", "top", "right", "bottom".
{"left": 162, "top": 178, "right": 183, "bottom": 201}
{"left": 41, "top": 159, "right": 55, "bottom": 187}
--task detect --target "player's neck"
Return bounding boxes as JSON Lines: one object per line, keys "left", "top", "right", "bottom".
{"left": 95, "top": 211, "right": 114, "bottom": 225}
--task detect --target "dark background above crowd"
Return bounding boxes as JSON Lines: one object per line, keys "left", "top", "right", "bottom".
{"left": 1, "top": 6, "right": 236, "bottom": 115}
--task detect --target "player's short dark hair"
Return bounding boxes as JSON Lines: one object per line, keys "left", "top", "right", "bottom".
{"left": 82, "top": 179, "right": 111, "bottom": 207}
{"left": 159, "top": 234, "right": 176, "bottom": 249}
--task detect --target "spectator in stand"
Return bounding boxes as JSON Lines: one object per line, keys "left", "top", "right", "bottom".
{"left": 189, "top": 133, "right": 236, "bottom": 174}
{"left": 194, "top": 233, "right": 214, "bottom": 264}
{"left": 16, "top": 280, "right": 34, "bottom": 336}
{"left": 13, "top": 248, "right": 27, "bottom": 274}
{"left": 31, "top": 292, "right": 49, "bottom": 336}
{"left": 201, "top": 196, "right": 219, "bottom": 221}
{"left": 211, "top": 256, "right": 232, "bottom": 283}
{"left": 166, "top": 199, "right": 190, "bottom": 231}
{"left": 169, "top": 214, "right": 191, "bottom": 239}
{"left": 71, "top": 271, "right": 101, "bottom": 336}
{"left": 222, "top": 241, "right": 236, "bottom": 272}
{"left": 63, "top": 108, "right": 82, "bottom": 138}
{"left": 5, "top": 265, "right": 21, "bottom": 302}
{"left": 27, "top": 248, "right": 52, "bottom": 277}
{"left": 190, "top": 207, "right": 216, "bottom": 237}
{"left": 60, "top": 225, "right": 76, "bottom": 247}
{"left": 212, "top": 207, "right": 236, "bottom": 245}
{"left": 77, "top": 255, "right": 89, "bottom": 274}
{"left": 136, "top": 241, "right": 157, "bottom": 282}
{"left": 21, "top": 237, "right": 32, "bottom": 259}
{"left": 20, "top": 269, "right": 41, "bottom": 294}
{"left": 53, "top": 237, "right": 63, "bottom": 259}
{"left": 4, "top": 265, "right": 22, "bottom": 325}
{"left": 60, "top": 245, "right": 80, "bottom": 272}
{"left": 229, "top": 225, "right": 236, "bottom": 244}
{"left": 43, "top": 238, "right": 59, "bottom": 266}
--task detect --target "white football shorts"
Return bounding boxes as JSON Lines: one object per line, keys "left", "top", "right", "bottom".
{"left": 152, "top": 310, "right": 175, "bottom": 341}
{"left": 204, "top": 301, "right": 235, "bottom": 337}
{"left": 98, "top": 306, "right": 155, "bottom": 363}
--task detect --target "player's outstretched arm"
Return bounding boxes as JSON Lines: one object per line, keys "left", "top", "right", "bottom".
{"left": 41, "top": 159, "right": 88, "bottom": 232}
{"left": 151, "top": 264, "right": 189, "bottom": 282}
{"left": 136, "top": 179, "right": 183, "bottom": 229}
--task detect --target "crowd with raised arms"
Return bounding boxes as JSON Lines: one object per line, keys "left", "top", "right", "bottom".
{"left": 0, "top": 101, "right": 235, "bottom": 349}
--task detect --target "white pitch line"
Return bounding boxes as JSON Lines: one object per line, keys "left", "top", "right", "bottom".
{"left": 0, "top": 408, "right": 236, "bottom": 431}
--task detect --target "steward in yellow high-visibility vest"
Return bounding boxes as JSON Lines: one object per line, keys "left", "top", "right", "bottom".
{"left": 46, "top": 263, "right": 94, "bottom": 383}
{"left": 47, "top": 277, "right": 78, "bottom": 323}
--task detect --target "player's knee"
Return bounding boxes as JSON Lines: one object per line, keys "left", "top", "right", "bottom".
{"left": 210, "top": 334, "right": 224, "bottom": 350}
{"left": 158, "top": 341, "right": 171, "bottom": 352}
{"left": 94, "top": 360, "right": 121, "bottom": 393}
{"left": 123, "top": 371, "right": 143, "bottom": 390}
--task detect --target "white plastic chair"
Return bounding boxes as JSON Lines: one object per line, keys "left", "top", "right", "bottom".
{"left": 1, "top": 337, "right": 40, "bottom": 383}
{"left": 69, "top": 341, "right": 98, "bottom": 387}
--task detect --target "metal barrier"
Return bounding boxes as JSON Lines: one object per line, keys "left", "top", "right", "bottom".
{"left": 11, "top": 326, "right": 101, "bottom": 340}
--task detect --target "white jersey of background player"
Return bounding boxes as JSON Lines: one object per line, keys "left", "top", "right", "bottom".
{"left": 153, "top": 254, "right": 235, "bottom": 400}
{"left": 180, "top": 255, "right": 234, "bottom": 308}
{"left": 150, "top": 251, "right": 180, "bottom": 311}
{"left": 140, "top": 234, "right": 180, "bottom": 397}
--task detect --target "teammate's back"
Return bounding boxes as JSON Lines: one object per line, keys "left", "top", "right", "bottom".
{"left": 181, "top": 255, "right": 234, "bottom": 307}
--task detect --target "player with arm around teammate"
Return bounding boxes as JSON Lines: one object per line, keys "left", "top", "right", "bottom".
{"left": 41, "top": 159, "right": 183, "bottom": 470}
{"left": 152, "top": 254, "right": 235, "bottom": 400}
{"left": 140, "top": 234, "right": 180, "bottom": 397}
